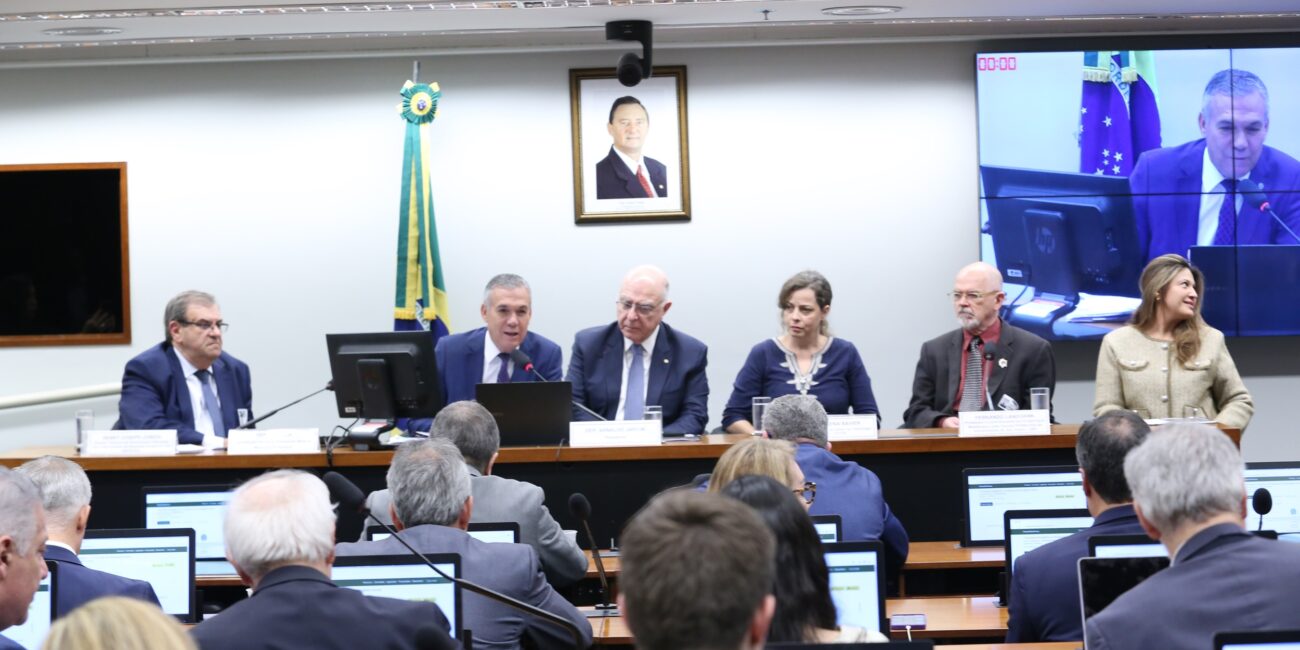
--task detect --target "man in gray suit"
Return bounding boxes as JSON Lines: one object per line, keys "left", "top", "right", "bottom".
{"left": 1085, "top": 423, "right": 1300, "bottom": 649}
{"left": 339, "top": 438, "right": 591, "bottom": 650}
{"left": 364, "top": 400, "right": 587, "bottom": 586}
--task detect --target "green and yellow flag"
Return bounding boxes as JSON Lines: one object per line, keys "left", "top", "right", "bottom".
{"left": 393, "top": 80, "right": 450, "bottom": 339}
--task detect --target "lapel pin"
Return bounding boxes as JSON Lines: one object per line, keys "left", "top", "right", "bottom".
{"left": 663, "top": 358, "right": 669, "bottom": 364}
{"left": 998, "top": 358, "right": 1008, "bottom": 368}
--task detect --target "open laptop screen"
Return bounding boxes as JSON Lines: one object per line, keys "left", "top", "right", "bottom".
{"left": 143, "top": 485, "right": 234, "bottom": 576}
{"left": 366, "top": 522, "right": 521, "bottom": 545}
{"left": 333, "top": 554, "right": 461, "bottom": 639}
{"left": 1004, "top": 509, "right": 1093, "bottom": 580}
{"left": 963, "top": 466, "right": 1084, "bottom": 546}
{"left": 823, "top": 541, "right": 886, "bottom": 635}
{"left": 1078, "top": 555, "right": 1170, "bottom": 645}
{"left": 80, "top": 528, "right": 197, "bottom": 623}
{"left": 1246, "top": 462, "right": 1300, "bottom": 534}
{"left": 1089, "top": 534, "right": 1165, "bottom": 558}
{"left": 0, "top": 561, "right": 56, "bottom": 649}
{"left": 811, "top": 515, "right": 842, "bottom": 544}
{"left": 1216, "top": 629, "right": 1300, "bottom": 649}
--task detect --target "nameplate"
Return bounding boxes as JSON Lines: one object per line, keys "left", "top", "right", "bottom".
{"left": 958, "top": 410, "right": 1051, "bottom": 437}
{"left": 569, "top": 421, "right": 662, "bottom": 448}
{"left": 81, "top": 430, "right": 179, "bottom": 456}
{"left": 226, "top": 428, "right": 321, "bottom": 455}
{"left": 827, "top": 415, "right": 879, "bottom": 441}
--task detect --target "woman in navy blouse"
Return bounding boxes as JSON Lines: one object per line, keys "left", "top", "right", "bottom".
{"left": 723, "top": 270, "right": 879, "bottom": 433}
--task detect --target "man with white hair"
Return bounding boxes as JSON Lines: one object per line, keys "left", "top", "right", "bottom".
{"left": 337, "top": 438, "right": 591, "bottom": 650}
{"left": 15, "top": 456, "right": 159, "bottom": 615}
{"left": 1084, "top": 423, "right": 1300, "bottom": 649}
{"left": 0, "top": 467, "right": 47, "bottom": 650}
{"left": 903, "top": 262, "right": 1056, "bottom": 428}
{"left": 190, "top": 470, "right": 453, "bottom": 650}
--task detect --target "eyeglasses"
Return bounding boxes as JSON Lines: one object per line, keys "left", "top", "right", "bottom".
{"left": 947, "top": 291, "right": 993, "bottom": 303}
{"left": 616, "top": 299, "right": 662, "bottom": 316}
{"left": 178, "top": 319, "right": 229, "bottom": 333}
{"left": 792, "top": 481, "right": 817, "bottom": 506}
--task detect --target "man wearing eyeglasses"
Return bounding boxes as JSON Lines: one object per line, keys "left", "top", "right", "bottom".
{"left": 116, "top": 290, "right": 253, "bottom": 445}
{"left": 902, "top": 262, "right": 1056, "bottom": 429}
{"left": 565, "top": 265, "right": 709, "bottom": 435}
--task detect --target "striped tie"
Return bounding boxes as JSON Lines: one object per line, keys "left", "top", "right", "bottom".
{"left": 959, "top": 336, "right": 984, "bottom": 412}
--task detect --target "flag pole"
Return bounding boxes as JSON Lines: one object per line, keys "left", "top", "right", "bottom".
{"left": 412, "top": 61, "right": 420, "bottom": 83}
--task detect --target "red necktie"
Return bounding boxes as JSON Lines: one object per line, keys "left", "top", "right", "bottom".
{"left": 636, "top": 164, "right": 655, "bottom": 198}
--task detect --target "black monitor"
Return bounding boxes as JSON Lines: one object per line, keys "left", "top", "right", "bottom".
{"left": 326, "top": 332, "right": 443, "bottom": 421}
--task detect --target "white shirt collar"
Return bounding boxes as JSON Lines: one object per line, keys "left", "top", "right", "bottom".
{"left": 1201, "top": 145, "right": 1252, "bottom": 194}
{"left": 46, "top": 540, "right": 76, "bottom": 554}
{"left": 481, "top": 329, "right": 515, "bottom": 378}
{"left": 624, "top": 324, "right": 660, "bottom": 357}
{"left": 173, "top": 347, "right": 203, "bottom": 378}
{"left": 613, "top": 147, "right": 645, "bottom": 176}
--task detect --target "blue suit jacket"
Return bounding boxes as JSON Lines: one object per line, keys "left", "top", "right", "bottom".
{"left": 1085, "top": 523, "right": 1300, "bottom": 650}
{"left": 46, "top": 545, "right": 160, "bottom": 618}
{"left": 1130, "top": 139, "right": 1300, "bottom": 262}
{"left": 565, "top": 322, "right": 709, "bottom": 435}
{"left": 115, "top": 342, "right": 253, "bottom": 445}
{"left": 595, "top": 147, "right": 668, "bottom": 199}
{"left": 1005, "top": 505, "right": 1144, "bottom": 642}
{"left": 796, "top": 443, "right": 908, "bottom": 571}
{"left": 0, "top": 634, "right": 23, "bottom": 649}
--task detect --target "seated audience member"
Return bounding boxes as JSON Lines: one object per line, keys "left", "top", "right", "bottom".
{"left": 15, "top": 457, "right": 160, "bottom": 615}
{"left": 364, "top": 401, "right": 587, "bottom": 586}
{"left": 567, "top": 265, "right": 709, "bottom": 435}
{"left": 721, "top": 475, "right": 888, "bottom": 644}
{"left": 0, "top": 468, "right": 47, "bottom": 650}
{"left": 763, "top": 395, "right": 908, "bottom": 568}
{"left": 619, "top": 490, "right": 777, "bottom": 650}
{"left": 705, "top": 438, "right": 807, "bottom": 504}
{"left": 723, "top": 270, "right": 879, "bottom": 434}
{"left": 42, "top": 597, "right": 196, "bottom": 650}
{"left": 1006, "top": 411, "right": 1152, "bottom": 642}
{"left": 190, "top": 470, "right": 453, "bottom": 650}
{"left": 1085, "top": 424, "right": 1300, "bottom": 650}
{"left": 116, "top": 290, "right": 253, "bottom": 445}
{"left": 337, "top": 439, "right": 590, "bottom": 650}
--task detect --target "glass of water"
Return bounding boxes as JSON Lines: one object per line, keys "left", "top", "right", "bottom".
{"left": 1029, "top": 387, "right": 1050, "bottom": 411}
{"left": 752, "top": 397, "right": 773, "bottom": 434}
{"left": 1184, "top": 406, "right": 1206, "bottom": 421}
{"left": 75, "top": 409, "right": 94, "bottom": 451}
{"left": 643, "top": 406, "right": 663, "bottom": 422}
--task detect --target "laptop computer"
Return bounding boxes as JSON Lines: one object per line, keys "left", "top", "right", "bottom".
{"left": 367, "top": 522, "right": 522, "bottom": 545}
{"left": 1246, "top": 461, "right": 1300, "bottom": 534}
{"left": 333, "top": 554, "right": 461, "bottom": 639}
{"left": 1216, "top": 629, "right": 1300, "bottom": 649}
{"left": 1003, "top": 508, "right": 1093, "bottom": 582}
{"left": 1088, "top": 533, "right": 1165, "bottom": 558}
{"left": 81, "top": 528, "right": 198, "bottom": 623}
{"left": 823, "top": 541, "right": 887, "bottom": 635}
{"left": 767, "top": 644, "right": 933, "bottom": 649}
{"left": 1078, "top": 556, "right": 1170, "bottom": 648}
{"left": 475, "top": 381, "right": 572, "bottom": 447}
{"left": 0, "top": 561, "right": 56, "bottom": 649}
{"left": 142, "top": 485, "right": 235, "bottom": 576}
{"left": 962, "top": 466, "right": 1084, "bottom": 546}
{"left": 810, "top": 514, "right": 842, "bottom": 544}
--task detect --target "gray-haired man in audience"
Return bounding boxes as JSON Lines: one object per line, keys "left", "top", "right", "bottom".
{"left": 0, "top": 467, "right": 47, "bottom": 650}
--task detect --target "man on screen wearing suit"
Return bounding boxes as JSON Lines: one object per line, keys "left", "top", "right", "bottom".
{"left": 566, "top": 265, "right": 709, "bottom": 435}
{"left": 15, "top": 457, "right": 159, "bottom": 617}
{"left": 903, "top": 262, "right": 1056, "bottom": 429}
{"left": 115, "top": 290, "right": 252, "bottom": 446}
{"left": 595, "top": 96, "right": 668, "bottom": 200}
{"left": 1005, "top": 411, "right": 1150, "bottom": 643}
{"left": 1085, "top": 424, "right": 1300, "bottom": 649}
{"left": 0, "top": 468, "right": 47, "bottom": 650}
{"left": 1131, "top": 68, "right": 1300, "bottom": 262}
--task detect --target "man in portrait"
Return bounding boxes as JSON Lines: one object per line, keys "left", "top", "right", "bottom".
{"left": 595, "top": 96, "right": 668, "bottom": 199}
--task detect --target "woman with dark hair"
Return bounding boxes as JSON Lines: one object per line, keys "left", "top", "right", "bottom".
{"left": 720, "top": 475, "right": 887, "bottom": 644}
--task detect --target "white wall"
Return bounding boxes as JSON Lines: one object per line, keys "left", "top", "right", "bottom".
{"left": 0, "top": 42, "right": 1295, "bottom": 461}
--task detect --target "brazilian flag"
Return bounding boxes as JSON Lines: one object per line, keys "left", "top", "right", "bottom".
{"left": 393, "top": 80, "right": 450, "bottom": 339}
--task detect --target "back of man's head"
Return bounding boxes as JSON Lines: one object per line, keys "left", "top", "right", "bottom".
{"left": 16, "top": 456, "right": 91, "bottom": 533}
{"left": 0, "top": 466, "right": 47, "bottom": 630}
{"left": 620, "top": 491, "right": 775, "bottom": 650}
{"left": 430, "top": 401, "right": 500, "bottom": 473}
{"left": 762, "top": 395, "right": 828, "bottom": 448}
{"left": 387, "top": 438, "right": 472, "bottom": 528}
{"left": 1076, "top": 411, "right": 1152, "bottom": 504}
{"left": 224, "top": 470, "right": 335, "bottom": 581}
{"left": 1124, "top": 423, "right": 1244, "bottom": 535}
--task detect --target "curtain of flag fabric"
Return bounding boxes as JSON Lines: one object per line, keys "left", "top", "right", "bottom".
{"left": 393, "top": 80, "right": 451, "bottom": 340}
{"left": 1079, "top": 51, "right": 1162, "bottom": 176}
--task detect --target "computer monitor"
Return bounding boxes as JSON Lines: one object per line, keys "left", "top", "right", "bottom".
{"left": 80, "top": 528, "right": 197, "bottom": 623}
{"left": 0, "top": 561, "right": 56, "bottom": 649}
{"left": 332, "top": 554, "right": 461, "bottom": 639}
{"left": 1216, "top": 629, "right": 1300, "bottom": 649}
{"left": 366, "top": 522, "right": 521, "bottom": 545}
{"left": 811, "top": 514, "right": 842, "bottom": 544}
{"left": 1004, "top": 509, "right": 1093, "bottom": 585}
{"left": 1246, "top": 462, "right": 1300, "bottom": 534}
{"left": 1088, "top": 533, "right": 1165, "bottom": 559}
{"left": 326, "top": 332, "right": 443, "bottom": 421}
{"left": 823, "top": 541, "right": 886, "bottom": 635}
{"left": 962, "top": 466, "right": 1085, "bottom": 546}
{"left": 143, "top": 485, "right": 235, "bottom": 576}
{"left": 1078, "top": 555, "right": 1170, "bottom": 641}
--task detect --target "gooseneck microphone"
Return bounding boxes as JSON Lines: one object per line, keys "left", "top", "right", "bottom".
{"left": 1237, "top": 179, "right": 1300, "bottom": 244}
{"left": 509, "top": 348, "right": 608, "bottom": 422}
{"left": 1253, "top": 487, "right": 1273, "bottom": 532}
{"left": 982, "top": 342, "right": 999, "bottom": 410}
{"left": 233, "top": 380, "right": 333, "bottom": 430}
{"left": 322, "top": 472, "right": 586, "bottom": 650}
{"left": 569, "top": 493, "right": 618, "bottom": 617}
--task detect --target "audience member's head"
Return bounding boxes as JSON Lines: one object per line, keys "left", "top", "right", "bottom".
{"left": 387, "top": 437, "right": 472, "bottom": 530}
{"left": 16, "top": 456, "right": 92, "bottom": 546}
{"left": 430, "top": 400, "right": 500, "bottom": 474}
{"left": 1124, "top": 423, "right": 1245, "bottom": 545}
{"left": 721, "top": 475, "right": 836, "bottom": 643}
{"left": 42, "top": 596, "right": 197, "bottom": 650}
{"left": 707, "top": 438, "right": 803, "bottom": 501}
{"left": 620, "top": 490, "right": 776, "bottom": 650}
{"left": 0, "top": 466, "right": 48, "bottom": 632}
{"left": 1076, "top": 411, "right": 1152, "bottom": 507}
{"left": 763, "top": 395, "right": 829, "bottom": 448}
{"left": 224, "top": 470, "right": 335, "bottom": 586}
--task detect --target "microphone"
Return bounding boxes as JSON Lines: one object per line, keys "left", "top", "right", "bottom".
{"left": 322, "top": 472, "right": 586, "bottom": 650}
{"left": 1237, "top": 179, "right": 1300, "bottom": 244}
{"left": 1253, "top": 487, "right": 1273, "bottom": 532}
{"left": 510, "top": 348, "right": 608, "bottom": 422}
{"left": 233, "top": 381, "right": 333, "bottom": 430}
{"left": 982, "top": 342, "right": 999, "bottom": 410}
{"left": 569, "top": 493, "right": 617, "bottom": 617}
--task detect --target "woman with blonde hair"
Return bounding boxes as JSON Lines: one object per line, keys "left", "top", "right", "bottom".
{"left": 707, "top": 437, "right": 815, "bottom": 510}
{"left": 1093, "top": 254, "right": 1252, "bottom": 428}
{"left": 42, "top": 596, "right": 197, "bottom": 650}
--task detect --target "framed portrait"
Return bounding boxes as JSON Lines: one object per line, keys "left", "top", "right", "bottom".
{"left": 569, "top": 66, "right": 691, "bottom": 224}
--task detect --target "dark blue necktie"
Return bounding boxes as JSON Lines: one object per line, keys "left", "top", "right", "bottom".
{"left": 495, "top": 352, "right": 511, "bottom": 383}
{"left": 194, "top": 369, "right": 227, "bottom": 438}
{"left": 624, "top": 344, "right": 645, "bottom": 420}
{"left": 1212, "top": 179, "right": 1238, "bottom": 246}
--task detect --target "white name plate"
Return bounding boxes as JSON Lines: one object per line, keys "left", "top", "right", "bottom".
{"left": 81, "top": 430, "right": 179, "bottom": 456}
{"left": 227, "top": 428, "right": 321, "bottom": 455}
{"left": 958, "top": 410, "right": 1051, "bottom": 437}
{"left": 827, "top": 415, "right": 879, "bottom": 441}
{"left": 570, "top": 420, "right": 662, "bottom": 448}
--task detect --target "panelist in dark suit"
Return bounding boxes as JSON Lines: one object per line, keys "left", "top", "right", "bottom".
{"left": 1085, "top": 423, "right": 1300, "bottom": 649}
{"left": 595, "top": 96, "right": 668, "bottom": 199}
{"left": 190, "top": 470, "right": 454, "bottom": 650}
{"left": 567, "top": 265, "right": 709, "bottom": 435}
{"left": 1131, "top": 69, "right": 1300, "bottom": 263}
{"left": 903, "top": 262, "right": 1056, "bottom": 429}
{"left": 115, "top": 291, "right": 252, "bottom": 446}
{"left": 15, "top": 457, "right": 159, "bottom": 617}
{"left": 1005, "top": 412, "right": 1151, "bottom": 642}
{"left": 0, "top": 468, "right": 47, "bottom": 648}
{"left": 337, "top": 438, "right": 590, "bottom": 650}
